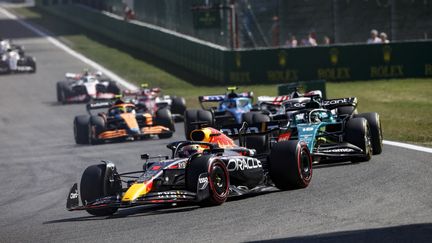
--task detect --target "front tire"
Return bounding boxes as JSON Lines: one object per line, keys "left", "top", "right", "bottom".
{"left": 269, "top": 141, "right": 312, "bottom": 190}
{"left": 80, "top": 164, "right": 118, "bottom": 216}
{"left": 186, "top": 155, "right": 229, "bottom": 206}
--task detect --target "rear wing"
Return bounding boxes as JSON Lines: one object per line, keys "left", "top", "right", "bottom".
{"left": 257, "top": 95, "right": 291, "bottom": 105}
{"left": 321, "top": 97, "right": 357, "bottom": 110}
{"left": 65, "top": 72, "right": 80, "bottom": 80}
{"left": 219, "top": 120, "right": 287, "bottom": 138}
{"left": 86, "top": 101, "right": 111, "bottom": 114}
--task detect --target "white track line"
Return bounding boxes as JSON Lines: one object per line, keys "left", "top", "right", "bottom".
{"left": 383, "top": 140, "right": 432, "bottom": 154}
{"left": 0, "top": 7, "right": 137, "bottom": 91}
{"left": 2, "top": 7, "right": 432, "bottom": 154}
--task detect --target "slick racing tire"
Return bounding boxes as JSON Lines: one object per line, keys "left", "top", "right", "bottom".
{"left": 355, "top": 112, "right": 382, "bottom": 155}
{"left": 107, "top": 81, "right": 121, "bottom": 95}
{"left": 74, "top": 115, "right": 90, "bottom": 144}
{"left": 155, "top": 108, "right": 175, "bottom": 139}
{"left": 269, "top": 141, "right": 312, "bottom": 190}
{"left": 184, "top": 109, "right": 214, "bottom": 140}
{"left": 337, "top": 105, "right": 358, "bottom": 116}
{"left": 345, "top": 117, "right": 372, "bottom": 162}
{"left": 186, "top": 155, "right": 229, "bottom": 206}
{"left": 56, "top": 81, "right": 66, "bottom": 103}
{"left": 242, "top": 112, "right": 270, "bottom": 154}
{"left": 80, "top": 164, "right": 119, "bottom": 216}
{"left": 27, "top": 57, "right": 36, "bottom": 73}
{"left": 88, "top": 116, "right": 105, "bottom": 145}
{"left": 170, "top": 96, "right": 187, "bottom": 116}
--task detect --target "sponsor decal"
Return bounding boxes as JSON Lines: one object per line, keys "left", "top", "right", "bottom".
{"left": 17, "top": 66, "right": 33, "bottom": 71}
{"left": 198, "top": 173, "right": 209, "bottom": 190}
{"left": 227, "top": 157, "right": 262, "bottom": 172}
{"left": 69, "top": 189, "right": 79, "bottom": 199}
{"left": 322, "top": 98, "right": 355, "bottom": 106}
{"left": 156, "top": 191, "right": 187, "bottom": 199}
{"left": 221, "top": 124, "right": 279, "bottom": 136}
{"left": 322, "top": 148, "right": 355, "bottom": 153}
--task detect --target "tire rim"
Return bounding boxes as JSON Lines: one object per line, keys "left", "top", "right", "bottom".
{"left": 210, "top": 164, "right": 228, "bottom": 197}
{"left": 299, "top": 146, "right": 312, "bottom": 180}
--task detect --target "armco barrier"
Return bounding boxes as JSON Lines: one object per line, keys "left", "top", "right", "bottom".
{"left": 37, "top": 5, "right": 432, "bottom": 85}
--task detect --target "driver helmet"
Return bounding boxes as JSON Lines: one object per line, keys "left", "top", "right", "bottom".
{"left": 95, "top": 71, "right": 103, "bottom": 77}
{"left": 178, "top": 144, "right": 204, "bottom": 158}
{"left": 110, "top": 106, "right": 126, "bottom": 116}
{"left": 310, "top": 112, "right": 321, "bottom": 123}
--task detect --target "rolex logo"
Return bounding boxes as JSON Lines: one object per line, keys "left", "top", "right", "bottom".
{"left": 278, "top": 51, "right": 287, "bottom": 67}
{"left": 383, "top": 45, "right": 391, "bottom": 63}
{"left": 330, "top": 48, "right": 339, "bottom": 65}
{"left": 235, "top": 52, "right": 241, "bottom": 68}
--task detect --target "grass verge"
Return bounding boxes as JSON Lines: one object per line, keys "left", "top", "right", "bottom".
{"left": 10, "top": 7, "right": 432, "bottom": 147}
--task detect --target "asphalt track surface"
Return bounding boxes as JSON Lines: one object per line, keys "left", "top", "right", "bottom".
{"left": 0, "top": 9, "right": 431, "bottom": 243}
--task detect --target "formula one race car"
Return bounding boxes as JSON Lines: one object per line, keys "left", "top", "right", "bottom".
{"left": 73, "top": 98, "right": 174, "bottom": 145}
{"left": 56, "top": 71, "right": 121, "bottom": 103}
{"left": 0, "top": 49, "right": 36, "bottom": 74}
{"left": 66, "top": 125, "right": 312, "bottom": 216}
{"left": 122, "top": 84, "right": 187, "bottom": 121}
{"left": 222, "top": 94, "right": 383, "bottom": 163}
{"left": 184, "top": 87, "right": 254, "bottom": 139}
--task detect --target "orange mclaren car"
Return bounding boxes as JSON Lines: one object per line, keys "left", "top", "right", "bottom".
{"left": 73, "top": 99, "right": 175, "bottom": 145}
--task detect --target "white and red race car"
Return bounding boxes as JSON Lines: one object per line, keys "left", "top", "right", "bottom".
{"left": 123, "top": 84, "right": 186, "bottom": 121}
{"left": 56, "top": 71, "right": 121, "bottom": 104}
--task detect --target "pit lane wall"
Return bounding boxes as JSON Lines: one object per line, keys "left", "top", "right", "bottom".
{"left": 36, "top": 3, "right": 432, "bottom": 85}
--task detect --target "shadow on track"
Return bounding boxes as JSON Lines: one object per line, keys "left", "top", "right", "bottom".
{"left": 43, "top": 203, "right": 200, "bottom": 224}
{"left": 247, "top": 223, "right": 432, "bottom": 243}
{"left": 44, "top": 189, "right": 282, "bottom": 224}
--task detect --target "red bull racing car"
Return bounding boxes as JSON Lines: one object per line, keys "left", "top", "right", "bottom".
{"left": 66, "top": 126, "right": 312, "bottom": 216}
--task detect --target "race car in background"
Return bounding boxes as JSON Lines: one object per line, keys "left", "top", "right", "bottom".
{"left": 56, "top": 71, "right": 121, "bottom": 103}
{"left": 0, "top": 39, "right": 36, "bottom": 74}
{"left": 66, "top": 125, "right": 312, "bottom": 216}
{"left": 73, "top": 97, "right": 174, "bottom": 145}
{"left": 183, "top": 87, "right": 254, "bottom": 139}
{"left": 122, "top": 84, "right": 187, "bottom": 121}
{"left": 220, "top": 94, "right": 383, "bottom": 163}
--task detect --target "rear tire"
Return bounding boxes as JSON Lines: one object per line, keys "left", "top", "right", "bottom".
{"left": 345, "top": 117, "right": 372, "bottom": 162}
{"left": 184, "top": 109, "right": 214, "bottom": 140}
{"left": 242, "top": 112, "right": 270, "bottom": 154}
{"left": 155, "top": 108, "right": 174, "bottom": 139}
{"left": 80, "top": 164, "right": 118, "bottom": 216}
{"left": 355, "top": 112, "right": 382, "bottom": 155}
{"left": 74, "top": 115, "right": 90, "bottom": 144}
{"left": 56, "top": 81, "right": 65, "bottom": 103}
{"left": 89, "top": 116, "right": 105, "bottom": 145}
{"left": 186, "top": 155, "right": 229, "bottom": 206}
{"left": 170, "top": 96, "right": 187, "bottom": 115}
{"left": 269, "top": 141, "right": 312, "bottom": 190}
{"left": 107, "top": 81, "right": 121, "bottom": 95}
